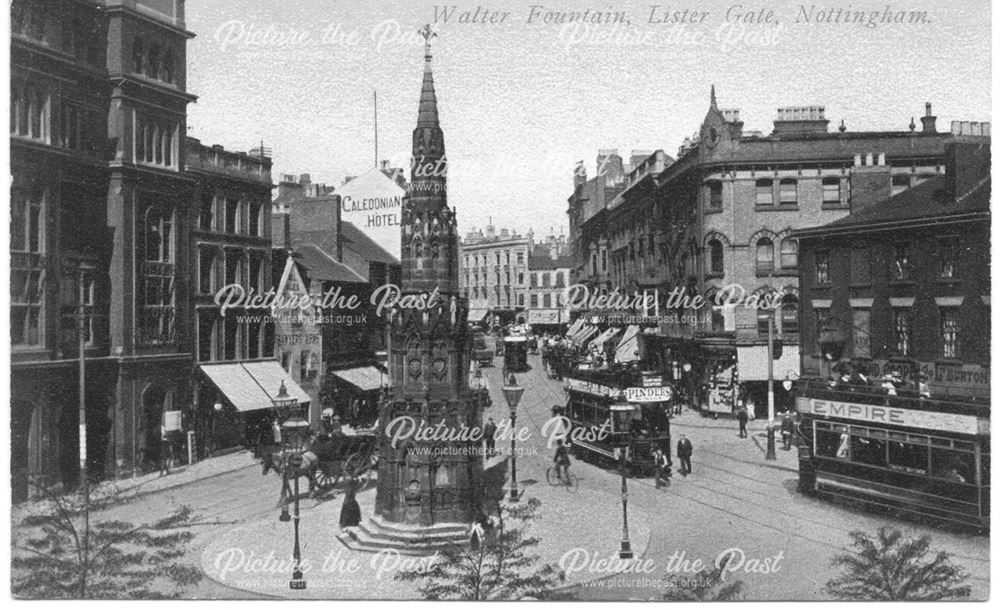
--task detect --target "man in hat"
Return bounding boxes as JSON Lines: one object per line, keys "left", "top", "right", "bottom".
{"left": 483, "top": 417, "right": 498, "bottom": 457}
{"left": 676, "top": 434, "right": 693, "bottom": 476}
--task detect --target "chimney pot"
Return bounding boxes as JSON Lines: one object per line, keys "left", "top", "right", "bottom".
{"left": 920, "top": 103, "right": 937, "bottom": 133}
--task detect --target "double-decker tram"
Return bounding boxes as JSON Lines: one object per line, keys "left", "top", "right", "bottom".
{"left": 796, "top": 380, "right": 990, "bottom": 530}
{"left": 561, "top": 368, "right": 672, "bottom": 473}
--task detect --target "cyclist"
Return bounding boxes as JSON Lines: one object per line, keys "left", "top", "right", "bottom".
{"left": 553, "top": 439, "right": 571, "bottom": 483}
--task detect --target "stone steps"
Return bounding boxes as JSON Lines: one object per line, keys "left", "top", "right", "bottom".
{"left": 337, "top": 515, "right": 471, "bottom": 556}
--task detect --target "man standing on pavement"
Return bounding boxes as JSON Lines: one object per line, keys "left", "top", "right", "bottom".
{"left": 483, "top": 417, "right": 497, "bottom": 457}
{"left": 677, "top": 434, "right": 693, "bottom": 476}
{"left": 737, "top": 405, "right": 749, "bottom": 438}
{"left": 652, "top": 448, "right": 671, "bottom": 488}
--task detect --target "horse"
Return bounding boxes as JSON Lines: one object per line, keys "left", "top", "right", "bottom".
{"left": 256, "top": 436, "right": 322, "bottom": 504}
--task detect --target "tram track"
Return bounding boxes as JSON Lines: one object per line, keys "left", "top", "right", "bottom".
{"left": 502, "top": 355, "right": 990, "bottom": 580}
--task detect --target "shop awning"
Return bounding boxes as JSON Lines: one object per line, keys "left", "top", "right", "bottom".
{"left": 331, "top": 366, "right": 386, "bottom": 392}
{"left": 566, "top": 318, "right": 585, "bottom": 337}
{"left": 615, "top": 325, "right": 642, "bottom": 362}
{"left": 467, "top": 309, "right": 489, "bottom": 323}
{"left": 200, "top": 361, "right": 311, "bottom": 413}
{"left": 589, "top": 327, "right": 621, "bottom": 349}
{"left": 572, "top": 325, "right": 599, "bottom": 346}
{"left": 736, "top": 345, "right": 801, "bottom": 382}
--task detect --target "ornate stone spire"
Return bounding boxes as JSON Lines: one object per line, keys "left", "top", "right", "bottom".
{"left": 417, "top": 24, "right": 439, "bottom": 129}
{"left": 710, "top": 84, "right": 718, "bottom": 110}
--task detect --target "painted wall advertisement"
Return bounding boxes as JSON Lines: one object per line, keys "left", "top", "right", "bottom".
{"left": 336, "top": 168, "right": 406, "bottom": 261}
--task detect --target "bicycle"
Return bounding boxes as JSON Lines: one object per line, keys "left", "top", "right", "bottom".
{"left": 546, "top": 465, "right": 578, "bottom": 492}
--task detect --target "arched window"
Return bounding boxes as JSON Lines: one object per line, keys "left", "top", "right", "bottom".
{"left": 707, "top": 239, "right": 724, "bottom": 275}
{"left": 780, "top": 239, "right": 798, "bottom": 269}
{"left": 756, "top": 237, "right": 774, "bottom": 274}
{"left": 781, "top": 294, "right": 799, "bottom": 335}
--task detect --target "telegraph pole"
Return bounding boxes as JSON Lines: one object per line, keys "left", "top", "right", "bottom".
{"left": 77, "top": 267, "right": 91, "bottom": 590}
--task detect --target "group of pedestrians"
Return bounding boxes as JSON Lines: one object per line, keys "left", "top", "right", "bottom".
{"left": 651, "top": 434, "right": 695, "bottom": 488}
{"left": 737, "top": 406, "right": 798, "bottom": 450}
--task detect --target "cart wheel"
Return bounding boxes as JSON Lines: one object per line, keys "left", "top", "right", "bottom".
{"left": 315, "top": 464, "right": 338, "bottom": 490}
{"left": 345, "top": 452, "right": 373, "bottom": 487}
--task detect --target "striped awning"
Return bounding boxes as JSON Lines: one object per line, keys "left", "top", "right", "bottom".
{"left": 589, "top": 327, "right": 621, "bottom": 349}
{"left": 566, "top": 318, "right": 585, "bottom": 337}
{"left": 572, "top": 325, "right": 599, "bottom": 346}
{"left": 736, "top": 345, "right": 801, "bottom": 382}
{"left": 615, "top": 325, "right": 642, "bottom": 362}
{"left": 467, "top": 309, "right": 489, "bottom": 323}
{"left": 200, "top": 361, "right": 311, "bottom": 413}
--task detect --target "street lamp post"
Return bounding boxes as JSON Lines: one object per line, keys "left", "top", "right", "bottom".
{"left": 273, "top": 382, "right": 309, "bottom": 590}
{"left": 610, "top": 400, "right": 637, "bottom": 560}
{"left": 501, "top": 374, "right": 525, "bottom": 502}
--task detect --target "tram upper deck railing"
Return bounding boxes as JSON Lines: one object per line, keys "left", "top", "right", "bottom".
{"left": 796, "top": 378, "right": 989, "bottom": 419}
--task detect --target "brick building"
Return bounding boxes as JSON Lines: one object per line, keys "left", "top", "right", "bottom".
{"left": 567, "top": 87, "right": 962, "bottom": 415}
{"left": 792, "top": 130, "right": 990, "bottom": 399}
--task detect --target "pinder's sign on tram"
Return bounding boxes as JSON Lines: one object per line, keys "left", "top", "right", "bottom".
{"left": 796, "top": 397, "right": 989, "bottom": 436}
{"left": 624, "top": 386, "right": 673, "bottom": 403}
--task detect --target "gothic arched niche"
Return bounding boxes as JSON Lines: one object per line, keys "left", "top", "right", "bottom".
{"left": 405, "top": 332, "right": 423, "bottom": 382}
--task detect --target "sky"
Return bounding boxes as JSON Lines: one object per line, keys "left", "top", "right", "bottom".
{"left": 185, "top": 0, "right": 991, "bottom": 237}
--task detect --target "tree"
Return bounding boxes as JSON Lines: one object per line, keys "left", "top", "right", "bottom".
{"left": 662, "top": 566, "right": 745, "bottom": 601}
{"left": 825, "top": 526, "right": 971, "bottom": 600}
{"left": 11, "top": 484, "right": 205, "bottom": 599}
{"left": 395, "top": 496, "right": 571, "bottom": 600}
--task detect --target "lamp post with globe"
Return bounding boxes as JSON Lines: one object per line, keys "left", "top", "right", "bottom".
{"left": 272, "top": 381, "right": 309, "bottom": 590}
{"left": 501, "top": 374, "right": 525, "bottom": 502}
{"left": 610, "top": 400, "right": 637, "bottom": 559}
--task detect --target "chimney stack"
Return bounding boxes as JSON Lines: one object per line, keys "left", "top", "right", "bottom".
{"left": 920, "top": 102, "right": 937, "bottom": 134}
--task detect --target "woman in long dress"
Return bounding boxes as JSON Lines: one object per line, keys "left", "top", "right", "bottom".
{"left": 339, "top": 476, "right": 362, "bottom": 529}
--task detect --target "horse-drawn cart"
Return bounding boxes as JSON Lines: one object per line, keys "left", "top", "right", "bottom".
{"left": 258, "top": 430, "right": 380, "bottom": 499}
{"left": 310, "top": 432, "right": 379, "bottom": 489}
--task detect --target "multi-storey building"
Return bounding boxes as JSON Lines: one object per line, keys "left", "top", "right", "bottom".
{"left": 566, "top": 150, "right": 638, "bottom": 286}
{"left": 526, "top": 236, "right": 573, "bottom": 332}
{"left": 790, "top": 131, "right": 989, "bottom": 529}
{"left": 569, "top": 88, "right": 960, "bottom": 415}
{"left": 188, "top": 139, "right": 289, "bottom": 455}
{"left": 270, "top": 186, "right": 400, "bottom": 427}
{"left": 9, "top": 0, "right": 285, "bottom": 501}
{"left": 459, "top": 221, "right": 531, "bottom": 325}
{"left": 793, "top": 131, "right": 990, "bottom": 395}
